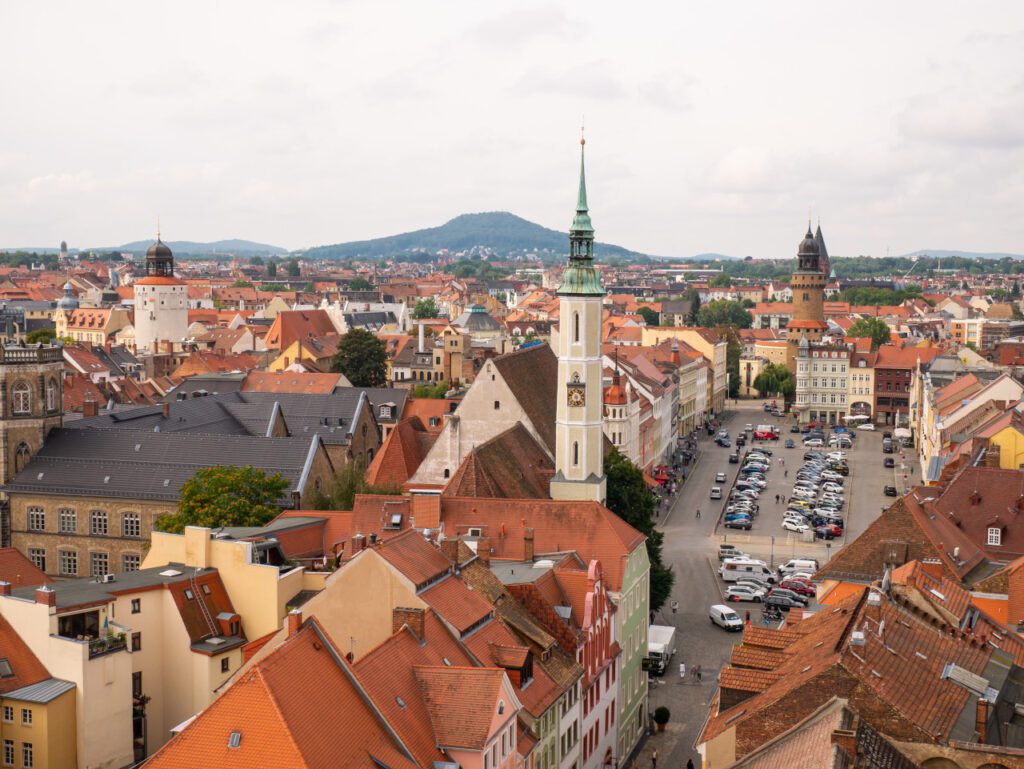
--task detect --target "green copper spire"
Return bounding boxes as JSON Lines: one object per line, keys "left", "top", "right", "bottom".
{"left": 559, "top": 136, "right": 603, "bottom": 297}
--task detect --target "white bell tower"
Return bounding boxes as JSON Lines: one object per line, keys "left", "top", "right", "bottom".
{"left": 550, "top": 137, "right": 606, "bottom": 504}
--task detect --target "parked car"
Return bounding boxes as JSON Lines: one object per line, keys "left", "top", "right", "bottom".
{"left": 785, "top": 438, "right": 795, "bottom": 448}
{"left": 790, "top": 424, "right": 801, "bottom": 433}
{"left": 718, "top": 544, "right": 747, "bottom": 561}
{"left": 882, "top": 431, "right": 892, "bottom": 439}
{"left": 710, "top": 486, "right": 723, "bottom": 499}
{"left": 814, "top": 524, "right": 842, "bottom": 540}
{"left": 782, "top": 519, "right": 809, "bottom": 533}
{"left": 803, "top": 438, "right": 824, "bottom": 447}
{"left": 884, "top": 457, "right": 895, "bottom": 468}
{"left": 744, "top": 424, "right": 754, "bottom": 432}
{"left": 763, "top": 593, "right": 803, "bottom": 611}
{"left": 729, "top": 452, "right": 740, "bottom": 463}
{"left": 768, "top": 587, "right": 810, "bottom": 605}
{"left": 884, "top": 485, "right": 899, "bottom": 496}
{"left": 716, "top": 437, "right": 732, "bottom": 447}
{"left": 724, "top": 517, "right": 752, "bottom": 531}
{"left": 857, "top": 423, "right": 876, "bottom": 431}
{"left": 725, "top": 584, "right": 765, "bottom": 603}
{"left": 779, "top": 579, "right": 816, "bottom": 597}
{"left": 710, "top": 604, "right": 744, "bottom": 630}
{"left": 735, "top": 578, "right": 772, "bottom": 592}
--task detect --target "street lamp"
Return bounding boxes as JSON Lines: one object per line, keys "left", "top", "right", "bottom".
{"left": 770, "top": 535, "right": 775, "bottom": 569}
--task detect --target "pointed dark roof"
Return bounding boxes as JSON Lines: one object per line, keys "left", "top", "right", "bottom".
{"left": 815, "top": 224, "right": 830, "bottom": 276}
{"left": 491, "top": 344, "right": 559, "bottom": 453}
{"left": 442, "top": 424, "right": 553, "bottom": 499}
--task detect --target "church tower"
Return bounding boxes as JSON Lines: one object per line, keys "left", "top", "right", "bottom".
{"left": 786, "top": 224, "right": 829, "bottom": 374}
{"left": 550, "top": 137, "right": 606, "bottom": 504}
{"left": 133, "top": 231, "right": 188, "bottom": 353}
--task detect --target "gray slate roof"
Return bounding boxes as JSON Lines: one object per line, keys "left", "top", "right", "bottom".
{"left": 10, "top": 562, "right": 209, "bottom": 609}
{"left": 3, "top": 679, "right": 76, "bottom": 704}
{"left": 3, "top": 428, "right": 319, "bottom": 502}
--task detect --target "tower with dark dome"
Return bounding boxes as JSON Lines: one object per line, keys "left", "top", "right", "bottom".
{"left": 786, "top": 224, "right": 828, "bottom": 374}
{"left": 133, "top": 232, "right": 188, "bottom": 352}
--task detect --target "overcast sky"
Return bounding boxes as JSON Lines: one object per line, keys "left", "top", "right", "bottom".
{"left": 3, "top": 2, "right": 1023, "bottom": 258}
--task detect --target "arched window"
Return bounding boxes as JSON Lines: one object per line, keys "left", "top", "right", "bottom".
{"left": 573, "top": 312, "right": 580, "bottom": 343}
{"left": 46, "top": 379, "right": 58, "bottom": 412}
{"left": 11, "top": 381, "right": 31, "bottom": 415}
{"left": 572, "top": 441, "right": 579, "bottom": 466}
{"left": 13, "top": 443, "right": 31, "bottom": 474}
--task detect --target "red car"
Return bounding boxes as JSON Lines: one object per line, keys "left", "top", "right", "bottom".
{"left": 779, "top": 579, "right": 816, "bottom": 597}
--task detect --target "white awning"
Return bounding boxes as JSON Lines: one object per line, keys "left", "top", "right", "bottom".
{"left": 893, "top": 428, "right": 912, "bottom": 438}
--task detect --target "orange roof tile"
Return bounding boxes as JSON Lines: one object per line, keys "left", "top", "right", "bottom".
{"left": 0, "top": 614, "right": 50, "bottom": 696}
{"left": 0, "top": 548, "right": 51, "bottom": 587}
{"left": 414, "top": 666, "right": 508, "bottom": 750}
{"left": 365, "top": 416, "right": 437, "bottom": 488}
{"left": 420, "top": 576, "right": 493, "bottom": 633}
{"left": 374, "top": 529, "right": 452, "bottom": 588}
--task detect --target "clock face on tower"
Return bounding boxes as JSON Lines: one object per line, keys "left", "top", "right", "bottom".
{"left": 567, "top": 386, "right": 586, "bottom": 407}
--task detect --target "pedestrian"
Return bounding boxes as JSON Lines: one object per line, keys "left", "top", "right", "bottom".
{"left": 745, "top": 611, "right": 751, "bottom": 626}
{"left": 679, "top": 661, "right": 686, "bottom": 680}
{"left": 696, "top": 665, "right": 702, "bottom": 681}
{"left": 687, "top": 760, "right": 695, "bottom": 769}
{"left": 696, "top": 508, "right": 701, "bottom": 519}
{"left": 652, "top": 748, "right": 659, "bottom": 769}
{"left": 784, "top": 469, "right": 788, "bottom": 478}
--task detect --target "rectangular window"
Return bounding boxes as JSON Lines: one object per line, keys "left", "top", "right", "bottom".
{"left": 58, "top": 550, "right": 77, "bottom": 577}
{"left": 58, "top": 509, "right": 76, "bottom": 534}
{"left": 131, "top": 598, "right": 141, "bottom": 614}
{"left": 2, "top": 706, "right": 11, "bottom": 723}
{"left": 20, "top": 744, "right": 30, "bottom": 769}
{"left": 90, "top": 511, "right": 107, "bottom": 536}
{"left": 131, "top": 632, "right": 141, "bottom": 652}
{"left": 122, "top": 513, "right": 140, "bottom": 538}
{"left": 26, "top": 508, "right": 44, "bottom": 532}
{"left": 132, "top": 671, "right": 143, "bottom": 698}
{"left": 123, "top": 554, "right": 141, "bottom": 572}
{"left": 2, "top": 741, "right": 10, "bottom": 767}
{"left": 27, "top": 549, "right": 45, "bottom": 573}
{"left": 90, "top": 552, "right": 108, "bottom": 578}
{"left": 988, "top": 528, "right": 1001, "bottom": 546}
{"left": 20, "top": 709, "right": 30, "bottom": 727}
{"left": 221, "top": 657, "right": 230, "bottom": 673}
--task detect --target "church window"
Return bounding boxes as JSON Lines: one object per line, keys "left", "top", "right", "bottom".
{"left": 13, "top": 443, "right": 31, "bottom": 474}
{"left": 11, "top": 381, "right": 31, "bottom": 415}
{"left": 573, "top": 442, "right": 579, "bottom": 466}
{"left": 45, "top": 379, "right": 57, "bottom": 412}
{"left": 494, "top": 401, "right": 500, "bottom": 410}
{"left": 573, "top": 312, "right": 580, "bottom": 343}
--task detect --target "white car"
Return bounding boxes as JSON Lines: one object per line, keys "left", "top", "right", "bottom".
{"left": 803, "top": 438, "right": 824, "bottom": 447}
{"left": 715, "top": 472, "right": 727, "bottom": 483}
{"left": 710, "top": 486, "right": 723, "bottom": 499}
{"left": 827, "top": 452, "right": 847, "bottom": 461}
{"left": 821, "top": 482, "right": 843, "bottom": 493}
{"left": 782, "top": 519, "right": 810, "bottom": 533}
{"left": 744, "top": 424, "right": 754, "bottom": 432}
{"left": 783, "top": 515, "right": 807, "bottom": 528}
{"left": 725, "top": 584, "right": 765, "bottom": 603}
{"left": 857, "top": 423, "right": 876, "bottom": 431}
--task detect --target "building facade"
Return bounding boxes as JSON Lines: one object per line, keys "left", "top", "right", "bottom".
{"left": 794, "top": 342, "right": 850, "bottom": 424}
{"left": 132, "top": 237, "right": 188, "bottom": 353}
{"left": 785, "top": 225, "right": 828, "bottom": 376}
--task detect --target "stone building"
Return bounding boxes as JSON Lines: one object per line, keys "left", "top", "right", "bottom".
{"left": 0, "top": 345, "right": 63, "bottom": 487}
{"left": 785, "top": 224, "right": 829, "bottom": 376}
{"left": 132, "top": 236, "right": 188, "bottom": 353}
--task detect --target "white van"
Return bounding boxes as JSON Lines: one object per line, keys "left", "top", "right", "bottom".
{"left": 709, "top": 604, "right": 743, "bottom": 631}
{"left": 720, "top": 559, "right": 777, "bottom": 584}
{"left": 778, "top": 558, "right": 819, "bottom": 576}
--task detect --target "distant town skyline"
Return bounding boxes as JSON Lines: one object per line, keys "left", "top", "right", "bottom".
{"left": 3, "top": 1, "right": 1023, "bottom": 258}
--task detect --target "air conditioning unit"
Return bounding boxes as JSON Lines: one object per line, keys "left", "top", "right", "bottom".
{"left": 100, "top": 574, "right": 116, "bottom": 584}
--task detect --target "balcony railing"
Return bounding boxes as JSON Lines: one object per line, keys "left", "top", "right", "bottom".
{"left": 0, "top": 345, "right": 63, "bottom": 363}
{"left": 87, "top": 633, "right": 128, "bottom": 659}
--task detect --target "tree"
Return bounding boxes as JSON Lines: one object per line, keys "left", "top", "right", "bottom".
{"left": 25, "top": 328, "right": 55, "bottom": 345}
{"left": 250, "top": 256, "right": 264, "bottom": 266}
{"left": 310, "top": 460, "right": 402, "bottom": 511}
{"left": 231, "top": 280, "right": 253, "bottom": 288}
{"left": 331, "top": 329, "right": 387, "bottom": 387}
{"left": 709, "top": 273, "right": 732, "bottom": 288}
{"left": 286, "top": 258, "right": 301, "bottom": 277}
{"left": 604, "top": 449, "right": 674, "bottom": 611}
{"left": 682, "top": 287, "right": 701, "bottom": 323}
{"left": 696, "top": 300, "right": 752, "bottom": 329}
{"left": 412, "top": 381, "right": 449, "bottom": 398}
{"left": 267, "top": 260, "right": 277, "bottom": 278}
{"left": 155, "top": 465, "right": 289, "bottom": 534}
{"left": 412, "top": 298, "right": 440, "bottom": 319}
{"left": 349, "top": 276, "right": 373, "bottom": 291}
{"left": 752, "top": 363, "right": 794, "bottom": 398}
{"left": 726, "top": 339, "right": 741, "bottom": 398}
{"left": 637, "top": 306, "right": 659, "bottom": 327}
{"left": 846, "top": 317, "right": 891, "bottom": 350}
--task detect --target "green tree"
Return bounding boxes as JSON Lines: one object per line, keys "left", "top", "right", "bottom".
{"left": 709, "top": 273, "right": 732, "bottom": 288}
{"left": 331, "top": 329, "right": 387, "bottom": 387}
{"left": 637, "top": 306, "right": 659, "bottom": 326}
{"left": 604, "top": 449, "right": 674, "bottom": 611}
{"left": 682, "top": 287, "right": 701, "bottom": 323}
{"left": 267, "top": 260, "right": 277, "bottom": 278}
{"left": 752, "top": 363, "right": 794, "bottom": 398}
{"left": 250, "top": 256, "right": 264, "bottom": 266}
{"left": 412, "top": 381, "right": 449, "bottom": 398}
{"left": 696, "top": 300, "right": 752, "bottom": 329}
{"left": 846, "top": 317, "right": 891, "bottom": 350}
{"left": 156, "top": 466, "right": 289, "bottom": 533}
{"left": 231, "top": 280, "right": 253, "bottom": 288}
{"left": 25, "top": 328, "right": 56, "bottom": 345}
{"left": 412, "top": 298, "right": 440, "bottom": 319}
{"left": 287, "top": 258, "right": 301, "bottom": 277}
{"left": 309, "top": 460, "right": 402, "bottom": 511}
{"left": 349, "top": 276, "right": 373, "bottom": 291}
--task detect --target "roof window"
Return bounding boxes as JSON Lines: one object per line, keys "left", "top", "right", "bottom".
{"left": 228, "top": 731, "right": 241, "bottom": 749}
{"left": 0, "top": 659, "right": 12, "bottom": 678}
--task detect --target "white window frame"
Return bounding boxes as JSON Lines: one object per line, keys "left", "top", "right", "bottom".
{"left": 988, "top": 527, "right": 1001, "bottom": 546}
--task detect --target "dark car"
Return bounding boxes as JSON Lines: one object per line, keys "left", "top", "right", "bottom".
{"left": 779, "top": 579, "right": 816, "bottom": 597}
{"left": 729, "top": 452, "right": 740, "bottom": 464}
{"left": 790, "top": 424, "right": 801, "bottom": 433}
{"left": 763, "top": 593, "right": 802, "bottom": 611}
{"left": 723, "top": 518, "right": 752, "bottom": 531}
{"left": 768, "top": 588, "right": 810, "bottom": 605}
{"left": 736, "top": 435, "right": 747, "bottom": 447}
{"left": 814, "top": 524, "right": 843, "bottom": 540}
{"left": 882, "top": 431, "right": 892, "bottom": 439}
{"left": 884, "top": 457, "right": 895, "bottom": 468}
{"left": 884, "top": 485, "right": 898, "bottom": 496}
{"left": 784, "top": 439, "right": 795, "bottom": 448}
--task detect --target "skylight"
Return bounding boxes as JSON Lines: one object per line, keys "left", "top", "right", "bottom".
{"left": 228, "top": 732, "right": 241, "bottom": 749}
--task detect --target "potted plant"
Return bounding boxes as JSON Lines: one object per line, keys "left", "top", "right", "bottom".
{"left": 654, "top": 706, "right": 670, "bottom": 732}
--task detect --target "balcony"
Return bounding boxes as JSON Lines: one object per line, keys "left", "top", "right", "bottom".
{"left": 88, "top": 633, "right": 128, "bottom": 659}
{"left": 0, "top": 345, "right": 63, "bottom": 363}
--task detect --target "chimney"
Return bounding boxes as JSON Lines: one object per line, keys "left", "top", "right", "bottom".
{"left": 0, "top": 582, "right": 10, "bottom": 596}
{"left": 418, "top": 322, "right": 425, "bottom": 354}
{"left": 477, "top": 536, "right": 491, "bottom": 566}
{"left": 976, "top": 697, "right": 989, "bottom": 743}
{"left": 524, "top": 527, "right": 535, "bottom": 562}
{"left": 35, "top": 587, "right": 56, "bottom": 607}
{"left": 286, "top": 609, "right": 302, "bottom": 637}
{"left": 83, "top": 399, "right": 99, "bottom": 418}
{"left": 439, "top": 538, "right": 460, "bottom": 564}
{"left": 104, "top": 339, "right": 112, "bottom": 355}
{"left": 830, "top": 729, "right": 857, "bottom": 760}
{"left": 866, "top": 590, "right": 882, "bottom": 620}
{"left": 162, "top": 402, "right": 170, "bottom": 418}
{"left": 392, "top": 606, "right": 425, "bottom": 638}
{"left": 351, "top": 534, "right": 366, "bottom": 554}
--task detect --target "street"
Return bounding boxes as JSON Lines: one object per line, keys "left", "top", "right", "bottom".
{"left": 641, "top": 400, "right": 892, "bottom": 768}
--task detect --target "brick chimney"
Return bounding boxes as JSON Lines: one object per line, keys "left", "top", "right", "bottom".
{"left": 477, "top": 536, "right": 491, "bottom": 566}
{"left": 162, "top": 402, "right": 170, "bottom": 418}
{"left": 392, "top": 607, "right": 425, "bottom": 638}
{"left": 83, "top": 399, "right": 99, "bottom": 418}
{"left": 976, "top": 697, "right": 989, "bottom": 743}
{"left": 524, "top": 527, "right": 535, "bottom": 562}
{"left": 286, "top": 609, "right": 302, "bottom": 637}
{"left": 439, "top": 538, "right": 459, "bottom": 564}
{"left": 351, "top": 534, "right": 366, "bottom": 554}
{"left": 35, "top": 587, "right": 56, "bottom": 607}
{"left": 0, "top": 582, "right": 10, "bottom": 596}
{"left": 830, "top": 729, "right": 857, "bottom": 760}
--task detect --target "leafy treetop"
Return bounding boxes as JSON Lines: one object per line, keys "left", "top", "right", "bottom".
{"left": 331, "top": 328, "right": 388, "bottom": 387}
{"left": 156, "top": 465, "right": 290, "bottom": 534}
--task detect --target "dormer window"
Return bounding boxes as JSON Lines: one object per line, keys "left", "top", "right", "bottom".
{"left": 988, "top": 527, "right": 1002, "bottom": 546}
{"left": 379, "top": 405, "right": 392, "bottom": 419}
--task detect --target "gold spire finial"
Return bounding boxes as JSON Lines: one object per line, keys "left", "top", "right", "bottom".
{"left": 580, "top": 117, "right": 585, "bottom": 146}
{"left": 157, "top": 215, "right": 161, "bottom": 241}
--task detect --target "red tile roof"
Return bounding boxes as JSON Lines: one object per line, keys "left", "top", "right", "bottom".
{"left": 241, "top": 371, "right": 342, "bottom": 394}
{"left": 414, "top": 666, "right": 508, "bottom": 750}
{"left": 420, "top": 576, "right": 493, "bottom": 633}
{"left": 365, "top": 416, "right": 437, "bottom": 488}
{"left": 0, "top": 547, "right": 51, "bottom": 587}
{"left": 0, "top": 614, "right": 50, "bottom": 695}
{"left": 374, "top": 528, "right": 452, "bottom": 588}
{"left": 264, "top": 310, "right": 337, "bottom": 351}
{"left": 442, "top": 423, "right": 553, "bottom": 499}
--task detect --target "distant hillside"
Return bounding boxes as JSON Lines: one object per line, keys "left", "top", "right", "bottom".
{"left": 109, "top": 238, "right": 287, "bottom": 257}
{"left": 900, "top": 249, "right": 1024, "bottom": 260}
{"left": 301, "top": 211, "right": 645, "bottom": 260}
